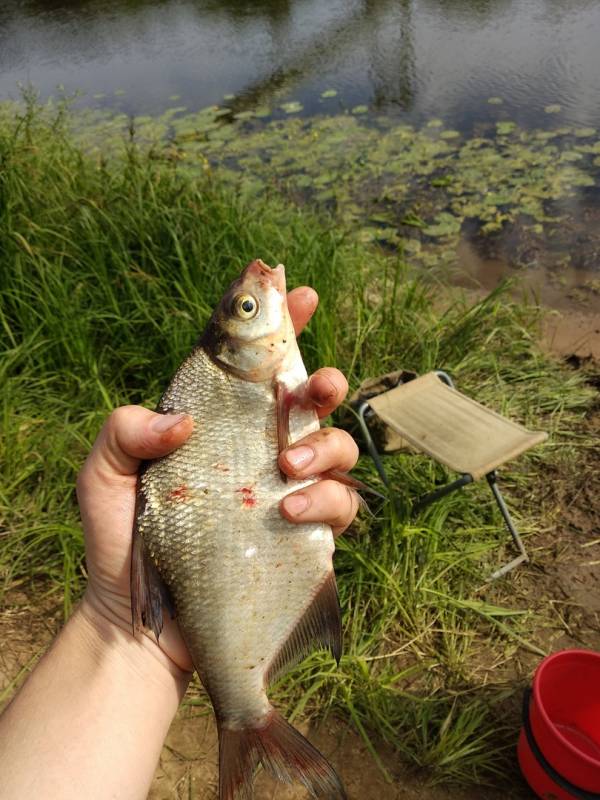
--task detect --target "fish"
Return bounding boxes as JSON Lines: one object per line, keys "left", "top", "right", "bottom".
{"left": 131, "top": 259, "right": 347, "bottom": 800}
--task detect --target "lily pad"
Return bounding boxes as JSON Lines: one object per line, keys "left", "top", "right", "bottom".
{"left": 321, "top": 89, "right": 338, "bottom": 98}
{"left": 233, "top": 110, "right": 256, "bottom": 121}
{"left": 574, "top": 127, "right": 596, "bottom": 138}
{"left": 425, "top": 212, "right": 462, "bottom": 238}
{"left": 352, "top": 105, "right": 369, "bottom": 115}
{"left": 281, "top": 101, "right": 303, "bottom": 114}
{"left": 496, "top": 121, "right": 516, "bottom": 135}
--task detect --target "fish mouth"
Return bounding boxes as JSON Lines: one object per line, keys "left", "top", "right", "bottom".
{"left": 242, "top": 259, "right": 286, "bottom": 294}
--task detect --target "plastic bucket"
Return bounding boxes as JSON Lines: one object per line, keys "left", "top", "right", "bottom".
{"left": 518, "top": 649, "right": 600, "bottom": 798}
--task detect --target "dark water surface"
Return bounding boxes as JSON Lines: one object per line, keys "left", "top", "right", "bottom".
{"left": 2, "top": 1, "right": 600, "bottom": 316}
{"left": 2, "top": 0, "right": 600, "bottom": 131}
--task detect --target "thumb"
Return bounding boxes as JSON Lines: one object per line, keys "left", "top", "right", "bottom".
{"left": 78, "top": 406, "right": 194, "bottom": 490}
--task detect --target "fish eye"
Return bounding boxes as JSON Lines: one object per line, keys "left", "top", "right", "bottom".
{"left": 232, "top": 293, "right": 259, "bottom": 319}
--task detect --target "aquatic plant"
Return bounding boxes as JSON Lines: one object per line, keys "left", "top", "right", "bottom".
{"left": 29, "top": 94, "right": 598, "bottom": 277}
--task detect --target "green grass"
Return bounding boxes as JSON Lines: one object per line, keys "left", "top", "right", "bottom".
{"left": 0, "top": 99, "right": 594, "bottom": 785}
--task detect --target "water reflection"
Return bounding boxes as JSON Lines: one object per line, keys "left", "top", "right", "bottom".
{"left": 1, "top": 0, "right": 599, "bottom": 131}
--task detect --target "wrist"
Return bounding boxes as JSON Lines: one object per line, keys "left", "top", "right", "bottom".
{"left": 78, "top": 589, "right": 192, "bottom": 690}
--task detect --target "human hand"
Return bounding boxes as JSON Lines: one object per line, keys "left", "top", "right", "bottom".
{"left": 76, "top": 287, "right": 359, "bottom": 676}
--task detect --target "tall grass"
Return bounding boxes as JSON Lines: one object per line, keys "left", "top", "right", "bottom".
{"left": 0, "top": 100, "right": 594, "bottom": 784}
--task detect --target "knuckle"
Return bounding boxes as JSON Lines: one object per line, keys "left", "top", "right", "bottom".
{"left": 315, "top": 427, "right": 358, "bottom": 468}
{"left": 105, "top": 405, "right": 133, "bottom": 434}
{"left": 339, "top": 429, "right": 359, "bottom": 464}
{"left": 75, "top": 463, "right": 92, "bottom": 497}
{"left": 324, "top": 480, "right": 353, "bottom": 527}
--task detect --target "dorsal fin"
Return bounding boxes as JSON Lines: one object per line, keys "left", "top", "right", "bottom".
{"left": 266, "top": 571, "right": 342, "bottom": 685}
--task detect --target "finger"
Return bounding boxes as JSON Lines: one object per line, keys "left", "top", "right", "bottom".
{"left": 280, "top": 480, "right": 360, "bottom": 537}
{"left": 78, "top": 406, "right": 194, "bottom": 490}
{"left": 279, "top": 427, "right": 358, "bottom": 479}
{"left": 304, "top": 367, "right": 348, "bottom": 419}
{"left": 287, "top": 286, "right": 318, "bottom": 336}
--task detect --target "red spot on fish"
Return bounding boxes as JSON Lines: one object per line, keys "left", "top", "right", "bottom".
{"left": 168, "top": 484, "right": 189, "bottom": 503}
{"left": 236, "top": 486, "right": 257, "bottom": 508}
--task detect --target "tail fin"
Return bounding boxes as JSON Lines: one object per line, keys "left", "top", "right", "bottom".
{"left": 219, "top": 708, "right": 346, "bottom": 800}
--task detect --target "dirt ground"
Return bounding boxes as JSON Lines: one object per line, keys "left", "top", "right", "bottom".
{"left": 1, "top": 305, "right": 598, "bottom": 800}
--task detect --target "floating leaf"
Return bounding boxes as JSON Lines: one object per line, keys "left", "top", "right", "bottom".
{"left": 280, "top": 101, "right": 303, "bottom": 114}
{"left": 487, "top": 97, "right": 503, "bottom": 105}
{"left": 321, "top": 89, "right": 338, "bottom": 98}
{"left": 559, "top": 151, "right": 583, "bottom": 162}
{"left": 223, "top": 93, "right": 235, "bottom": 100}
{"left": 114, "top": 89, "right": 126, "bottom": 97}
{"left": 574, "top": 127, "right": 596, "bottom": 138}
{"left": 233, "top": 110, "right": 256, "bottom": 121}
{"left": 169, "top": 95, "right": 181, "bottom": 102}
{"left": 352, "top": 105, "right": 369, "bottom": 115}
{"left": 358, "top": 227, "right": 380, "bottom": 242}
{"left": 544, "top": 104, "right": 561, "bottom": 114}
{"left": 440, "top": 130, "right": 460, "bottom": 140}
{"left": 424, "top": 212, "right": 461, "bottom": 238}
{"left": 403, "top": 239, "right": 421, "bottom": 254}
{"left": 496, "top": 121, "right": 516, "bottom": 135}
{"left": 427, "top": 119, "right": 443, "bottom": 128}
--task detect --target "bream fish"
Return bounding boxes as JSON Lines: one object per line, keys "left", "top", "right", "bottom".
{"left": 131, "top": 259, "right": 346, "bottom": 799}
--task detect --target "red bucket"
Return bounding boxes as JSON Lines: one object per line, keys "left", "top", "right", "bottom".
{"left": 518, "top": 649, "right": 600, "bottom": 798}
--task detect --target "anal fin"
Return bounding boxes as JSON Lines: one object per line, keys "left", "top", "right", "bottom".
{"left": 130, "top": 523, "right": 174, "bottom": 640}
{"left": 266, "top": 571, "right": 342, "bottom": 685}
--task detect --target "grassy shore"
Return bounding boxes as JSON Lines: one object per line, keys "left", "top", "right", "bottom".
{"left": 0, "top": 101, "right": 594, "bottom": 784}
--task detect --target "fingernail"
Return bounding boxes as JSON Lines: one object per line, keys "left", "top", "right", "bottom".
{"left": 282, "top": 493, "right": 309, "bottom": 516}
{"left": 152, "top": 413, "right": 188, "bottom": 433}
{"left": 285, "top": 445, "right": 314, "bottom": 469}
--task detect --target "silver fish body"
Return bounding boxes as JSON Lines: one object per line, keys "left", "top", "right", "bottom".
{"left": 132, "top": 260, "right": 345, "bottom": 799}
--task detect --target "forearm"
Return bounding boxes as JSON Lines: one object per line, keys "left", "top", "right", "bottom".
{"left": 0, "top": 598, "right": 190, "bottom": 800}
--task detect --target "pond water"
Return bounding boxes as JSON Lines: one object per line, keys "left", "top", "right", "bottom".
{"left": 2, "top": 0, "right": 600, "bottom": 317}
{"left": 3, "top": 0, "right": 600, "bottom": 130}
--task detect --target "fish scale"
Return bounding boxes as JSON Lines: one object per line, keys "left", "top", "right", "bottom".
{"left": 131, "top": 260, "right": 346, "bottom": 799}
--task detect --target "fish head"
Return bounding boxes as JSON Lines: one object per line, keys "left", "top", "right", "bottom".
{"left": 201, "top": 259, "right": 296, "bottom": 381}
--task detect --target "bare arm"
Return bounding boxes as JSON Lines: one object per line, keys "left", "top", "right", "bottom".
{"left": 0, "top": 601, "right": 189, "bottom": 800}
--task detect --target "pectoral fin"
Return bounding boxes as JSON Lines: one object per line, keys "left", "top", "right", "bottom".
{"left": 130, "top": 518, "right": 174, "bottom": 640}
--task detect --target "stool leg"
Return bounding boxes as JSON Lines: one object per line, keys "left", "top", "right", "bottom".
{"left": 357, "top": 402, "right": 391, "bottom": 489}
{"left": 486, "top": 471, "right": 529, "bottom": 580}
